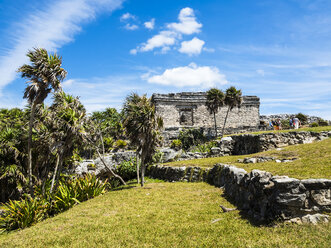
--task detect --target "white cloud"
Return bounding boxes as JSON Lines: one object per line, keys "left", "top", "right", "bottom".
{"left": 256, "top": 69, "right": 265, "bottom": 76}
{"left": 132, "top": 7, "right": 203, "bottom": 54}
{"left": 144, "top": 18, "right": 155, "bottom": 30}
{"left": 179, "top": 37, "right": 205, "bottom": 56}
{"left": 167, "top": 7, "right": 202, "bottom": 35}
{"left": 124, "top": 23, "right": 139, "bottom": 30}
{"left": 120, "top": 12, "right": 135, "bottom": 22}
{"left": 146, "top": 63, "right": 228, "bottom": 88}
{"left": 0, "top": 0, "right": 123, "bottom": 93}
{"left": 140, "top": 31, "right": 177, "bottom": 52}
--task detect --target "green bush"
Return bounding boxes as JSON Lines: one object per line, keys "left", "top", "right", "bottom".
{"left": 190, "top": 141, "right": 217, "bottom": 153}
{"left": 0, "top": 197, "right": 49, "bottom": 231}
{"left": 318, "top": 119, "right": 328, "bottom": 126}
{"left": 310, "top": 122, "right": 319, "bottom": 127}
{"left": 178, "top": 128, "right": 207, "bottom": 150}
{"left": 170, "top": 139, "right": 182, "bottom": 150}
{"left": 114, "top": 139, "right": 127, "bottom": 149}
{"left": 295, "top": 113, "right": 308, "bottom": 125}
{"left": 52, "top": 175, "right": 108, "bottom": 213}
{"left": 281, "top": 119, "right": 290, "bottom": 129}
{"left": 115, "top": 159, "right": 137, "bottom": 181}
{"left": 152, "top": 150, "right": 164, "bottom": 163}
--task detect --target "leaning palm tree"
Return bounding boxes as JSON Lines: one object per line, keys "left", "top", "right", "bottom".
{"left": 221, "top": 86, "right": 243, "bottom": 138}
{"left": 206, "top": 88, "right": 225, "bottom": 138}
{"left": 17, "top": 48, "right": 67, "bottom": 196}
{"left": 123, "top": 93, "right": 163, "bottom": 187}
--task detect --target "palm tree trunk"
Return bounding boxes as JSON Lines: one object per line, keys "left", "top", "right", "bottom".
{"left": 213, "top": 111, "right": 217, "bottom": 138}
{"left": 140, "top": 160, "right": 145, "bottom": 187}
{"left": 50, "top": 153, "right": 60, "bottom": 194}
{"left": 28, "top": 101, "right": 37, "bottom": 197}
{"left": 221, "top": 106, "right": 231, "bottom": 138}
{"left": 136, "top": 151, "right": 140, "bottom": 184}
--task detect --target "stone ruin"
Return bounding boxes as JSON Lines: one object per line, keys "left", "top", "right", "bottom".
{"left": 151, "top": 92, "right": 260, "bottom": 141}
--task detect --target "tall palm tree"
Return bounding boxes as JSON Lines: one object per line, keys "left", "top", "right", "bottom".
{"left": 206, "top": 88, "right": 225, "bottom": 138}
{"left": 17, "top": 48, "right": 67, "bottom": 196}
{"left": 49, "top": 91, "right": 86, "bottom": 193}
{"left": 123, "top": 93, "right": 163, "bottom": 187}
{"left": 221, "top": 86, "right": 243, "bottom": 138}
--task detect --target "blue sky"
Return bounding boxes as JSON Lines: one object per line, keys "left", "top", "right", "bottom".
{"left": 0, "top": 0, "right": 331, "bottom": 119}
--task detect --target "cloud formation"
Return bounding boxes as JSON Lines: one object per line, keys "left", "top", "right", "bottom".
{"left": 179, "top": 37, "right": 205, "bottom": 56}
{"left": 146, "top": 63, "right": 228, "bottom": 88}
{"left": 120, "top": 12, "right": 135, "bottom": 21}
{"left": 132, "top": 7, "right": 204, "bottom": 54}
{"left": 0, "top": 0, "right": 123, "bottom": 93}
{"left": 144, "top": 18, "right": 155, "bottom": 30}
{"left": 167, "top": 7, "right": 202, "bottom": 35}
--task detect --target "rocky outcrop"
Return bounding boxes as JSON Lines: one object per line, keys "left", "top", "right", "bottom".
{"left": 147, "top": 163, "right": 331, "bottom": 223}
{"left": 75, "top": 151, "right": 135, "bottom": 177}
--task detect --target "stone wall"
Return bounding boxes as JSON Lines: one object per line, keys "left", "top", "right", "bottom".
{"left": 147, "top": 163, "right": 331, "bottom": 223}
{"left": 152, "top": 92, "right": 260, "bottom": 140}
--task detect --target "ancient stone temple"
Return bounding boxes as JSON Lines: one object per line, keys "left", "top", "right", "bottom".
{"left": 151, "top": 92, "right": 260, "bottom": 140}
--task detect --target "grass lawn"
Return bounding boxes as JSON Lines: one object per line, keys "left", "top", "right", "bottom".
{"left": 0, "top": 181, "right": 330, "bottom": 248}
{"left": 225, "top": 125, "right": 331, "bottom": 136}
{"left": 164, "top": 138, "right": 331, "bottom": 179}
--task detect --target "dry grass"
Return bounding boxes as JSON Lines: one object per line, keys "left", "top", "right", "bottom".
{"left": 0, "top": 182, "right": 330, "bottom": 247}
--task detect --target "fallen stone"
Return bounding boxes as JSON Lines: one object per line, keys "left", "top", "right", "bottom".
{"left": 301, "top": 214, "right": 329, "bottom": 225}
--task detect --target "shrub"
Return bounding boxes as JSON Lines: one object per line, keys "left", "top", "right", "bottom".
{"left": 0, "top": 197, "right": 49, "bottom": 231}
{"left": 114, "top": 139, "right": 127, "bottom": 149}
{"left": 295, "top": 113, "right": 308, "bottom": 125}
{"left": 318, "top": 119, "right": 328, "bottom": 126}
{"left": 190, "top": 141, "right": 217, "bottom": 153}
{"left": 170, "top": 139, "right": 182, "bottom": 150}
{"left": 152, "top": 150, "right": 164, "bottom": 163}
{"left": 178, "top": 128, "right": 207, "bottom": 150}
{"left": 115, "top": 159, "right": 137, "bottom": 181}
{"left": 310, "top": 122, "right": 319, "bottom": 127}
{"left": 281, "top": 119, "right": 290, "bottom": 129}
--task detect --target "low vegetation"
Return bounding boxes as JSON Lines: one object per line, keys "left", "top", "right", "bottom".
{"left": 164, "top": 137, "right": 331, "bottom": 179}
{"left": 0, "top": 182, "right": 330, "bottom": 247}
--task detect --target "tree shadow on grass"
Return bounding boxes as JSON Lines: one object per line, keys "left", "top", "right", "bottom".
{"left": 220, "top": 191, "right": 274, "bottom": 227}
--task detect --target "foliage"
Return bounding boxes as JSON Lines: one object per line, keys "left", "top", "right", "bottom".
{"left": 152, "top": 150, "right": 164, "bottom": 163}
{"left": 318, "top": 119, "right": 328, "bottom": 126}
{"left": 114, "top": 159, "right": 137, "bottom": 181}
{"left": 0, "top": 197, "right": 49, "bottom": 231}
{"left": 178, "top": 128, "right": 207, "bottom": 150}
{"left": 206, "top": 88, "right": 225, "bottom": 137}
{"left": 190, "top": 141, "right": 217, "bottom": 153}
{"left": 170, "top": 139, "right": 182, "bottom": 151}
{"left": 295, "top": 113, "right": 308, "bottom": 125}
{"left": 280, "top": 119, "right": 290, "bottom": 129}
{"left": 18, "top": 48, "right": 67, "bottom": 196}
{"left": 310, "top": 122, "right": 319, "bottom": 127}
{"left": 221, "top": 86, "right": 242, "bottom": 138}
{"left": 114, "top": 139, "right": 127, "bottom": 150}
{"left": 123, "top": 93, "right": 163, "bottom": 186}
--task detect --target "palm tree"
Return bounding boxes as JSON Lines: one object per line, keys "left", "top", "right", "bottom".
{"left": 221, "top": 86, "right": 243, "bottom": 138}
{"left": 49, "top": 91, "right": 86, "bottom": 193}
{"left": 206, "top": 88, "right": 225, "bottom": 138}
{"left": 123, "top": 93, "right": 163, "bottom": 187}
{"left": 18, "top": 48, "right": 67, "bottom": 196}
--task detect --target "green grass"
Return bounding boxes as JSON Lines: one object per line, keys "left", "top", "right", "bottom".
{"left": 1, "top": 182, "right": 330, "bottom": 248}
{"left": 225, "top": 125, "right": 331, "bottom": 136}
{"left": 164, "top": 138, "right": 331, "bottom": 179}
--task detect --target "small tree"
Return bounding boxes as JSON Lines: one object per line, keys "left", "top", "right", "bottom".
{"left": 206, "top": 88, "right": 225, "bottom": 138}
{"left": 221, "top": 86, "right": 242, "bottom": 138}
{"left": 17, "top": 48, "right": 67, "bottom": 196}
{"left": 123, "top": 93, "right": 163, "bottom": 187}
{"left": 295, "top": 113, "right": 308, "bottom": 125}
